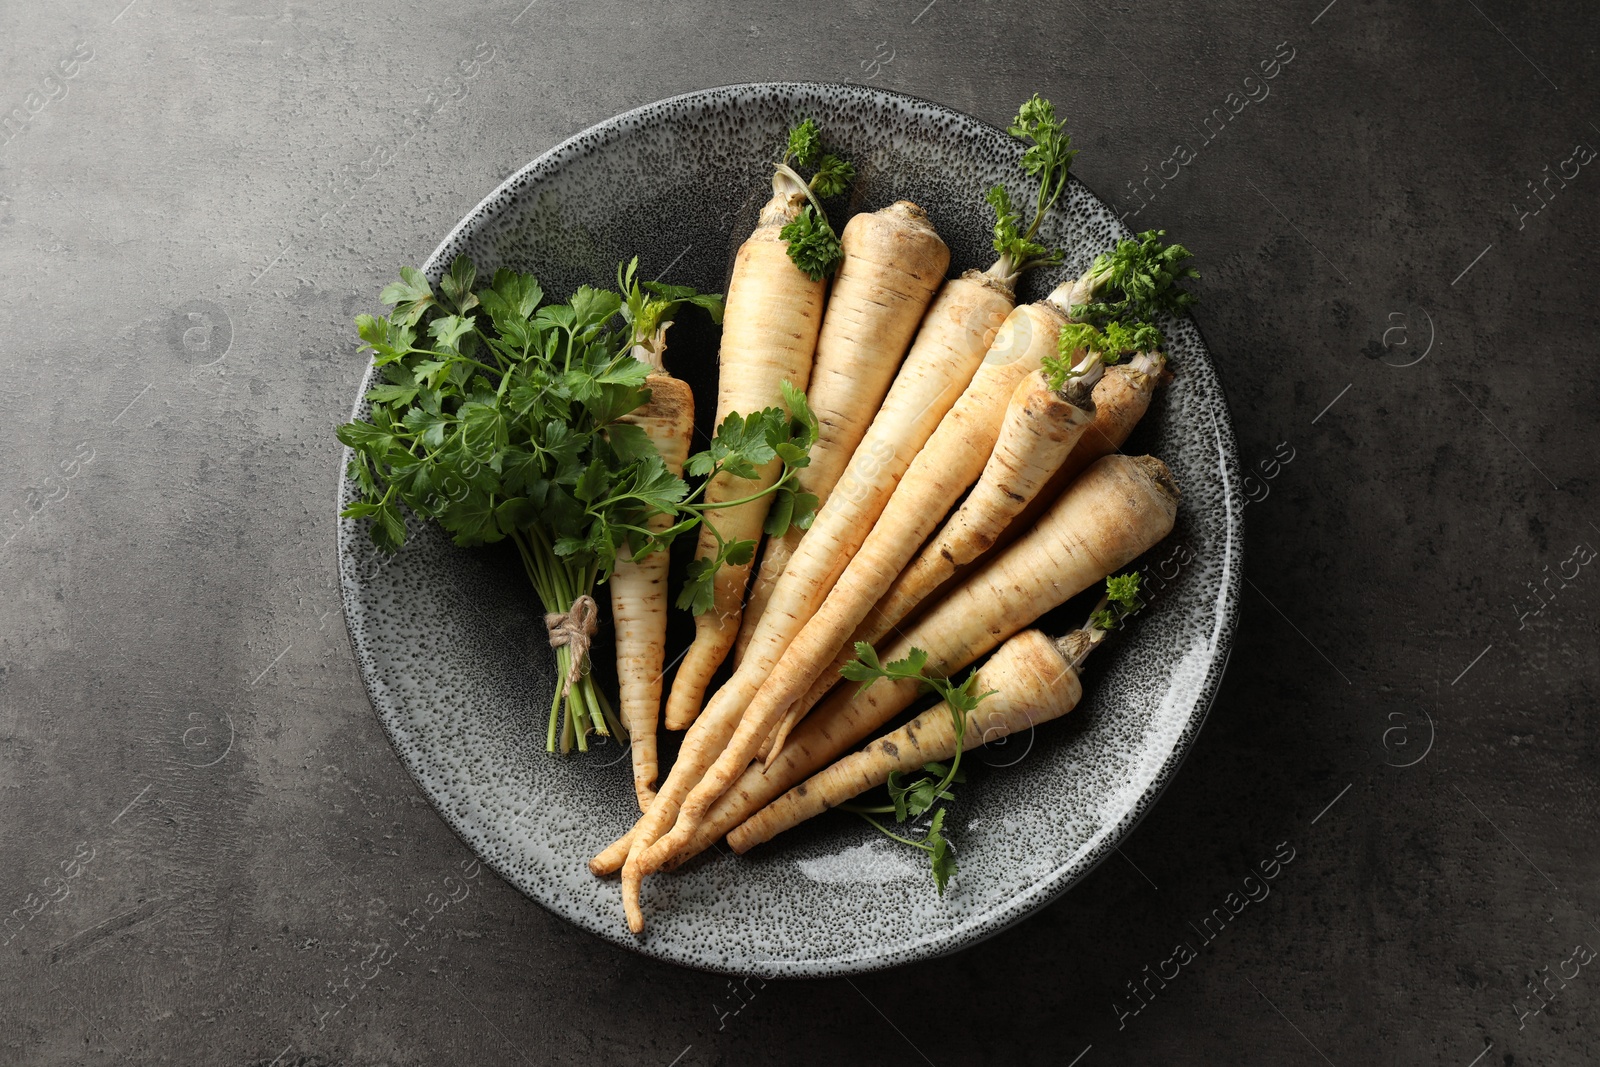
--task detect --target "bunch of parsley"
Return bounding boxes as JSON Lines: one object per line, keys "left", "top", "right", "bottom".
{"left": 338, "top": 255, "right": 817, "bottom": 753}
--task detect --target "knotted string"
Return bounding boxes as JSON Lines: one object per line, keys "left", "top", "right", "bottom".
{"left": 544, "top": 594, "right": 599, "bottom": 698}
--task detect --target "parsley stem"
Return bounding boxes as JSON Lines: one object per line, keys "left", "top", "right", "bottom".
{"left": 695, "top": 480, "right": 783, "bottom": 511}
{"left": 414, "top": 348, "right": 503, "bottom": 378}
{"left": 845, "top": 809, "right": 934, "bottom": 853}
{"left": 842, "top": 802, "right": 896, "bottom": 815}
{"left": 772, "top": 162, "right": 833, "bottom": 226}
{"left": 693, "top": 466, "right": 793, "bottom": 513}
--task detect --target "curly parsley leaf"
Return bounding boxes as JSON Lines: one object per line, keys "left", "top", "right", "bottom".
{"left": 810, "top": 154, "right": 856, "bottom": 199}
{"left": 986, "top": 183, "right": 1056, "bottom": 272}
{"left": 987, "top": 94, "right": 1078, "bottom": 277}
{"left": 774, "top": 121, "right": 852, "bottom": 278}
{"left": 1073, "top": 229, "right": 1200, "bottom": 328}
{"left": 780, "top": 206, "right": 844, "bottom": 281}
{"left": 1043, "top": 318, "right": 1166, "bottom": 390}
{"left": 1090, "top": 571, "right": 1145, "bottom": 631}
{"left": 1008, "top": 94, "right": 1077, "bottom": 185}
{"left": 786, "top": 118, "right": 822, "bottom": 168}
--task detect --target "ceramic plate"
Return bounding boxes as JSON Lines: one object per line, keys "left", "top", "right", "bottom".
{"left": 337, "top": 83, "right": 1241, "bottom": 976}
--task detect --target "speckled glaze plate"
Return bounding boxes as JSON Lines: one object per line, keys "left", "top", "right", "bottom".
{"left": 337, "top": 83, "right": 1241, "bottom": 976}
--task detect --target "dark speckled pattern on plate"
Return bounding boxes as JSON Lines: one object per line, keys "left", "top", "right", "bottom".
{"left": 336, "top": 83, "right": 1242, "bottom": 977}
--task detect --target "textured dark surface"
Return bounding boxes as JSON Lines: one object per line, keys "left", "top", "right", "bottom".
{"left": 1, "top": 1, "right": 1595, "bottom": 1064}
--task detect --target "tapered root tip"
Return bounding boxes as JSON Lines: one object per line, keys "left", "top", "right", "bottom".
{"left": 623, "top": 867, "right": 645, "bottom": 934}
{"left": 641, "top": 828, "right": 688, "bottom": 875}
{"left": 727, "top": 822, "right": 758, "bottom": 855}
{"left": 589, "top": 831, "right": 633, "bottom": 876}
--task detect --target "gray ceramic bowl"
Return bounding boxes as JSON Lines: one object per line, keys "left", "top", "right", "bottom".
{"left": 337, "top": 83, "right": 1241, "bottom": 977}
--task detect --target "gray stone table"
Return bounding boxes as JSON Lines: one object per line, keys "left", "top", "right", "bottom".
{"left": 2, "top": 1, "right": 1596, "bottom": 1064}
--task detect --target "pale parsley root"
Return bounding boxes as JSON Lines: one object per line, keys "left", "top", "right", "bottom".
{"left": 337, "top": 255, "right": 816, "bottom": 753}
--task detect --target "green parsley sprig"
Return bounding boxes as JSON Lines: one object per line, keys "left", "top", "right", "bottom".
{"left": 774, "top": 118, "right": 856, "bottom": 280}
{"left": 1041, "top": 231, "right": 1199, "bottom": 391}
{"left": 1040, "top": 572, "right": 1150, "bottom": 684}
{"left": 337, "top": 255, "right": 815, "bottom": 754}
{"left": 1089, "top": 572, "right": 1144, "bottom": 633}
{"left": 986, "top": 94, "right": 1079, "bottom": 285}
{"left": 675, "top": 380, "right": 820, "bottom": 615}
{"left": 837, "top": 643, "right": 996, "bottom": 895}
{"left": 1042, "top": 319, "right": 1164, "bottom": 392}
{"left": 1071, "top": 229, "right": 1199, "bottom": 328}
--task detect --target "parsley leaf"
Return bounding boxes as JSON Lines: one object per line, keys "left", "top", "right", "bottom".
{"left": 1008, "top": 94, "right": 1077, "bottom": 185}
{"left": 1073, "top": 229, "right": 1200, "bottom": 328}
{"left": 810, "top": 154, "right": 856, "bottom": 199}
{"left": 986, "top": 184, "right": 1056, "bottom": 273}
{"left": 774, "top": 121, "right": 853, "bottom": 278}
{"left": 438, "top": 254, "right": 480, "bottom": 314}
{"left": 780, "top": 206, "right": 844, "bottom": 281}
{"left": 379, "top": 266, "right": 435, "bottom": 326}
{"left": 785, "top": 118, "right": 822, "bottom": 168}
{"left": 1089, "top": 571, "right": 1145, "bottom": 632}
{"left": 986, "top": 94, "right": 1078, "bottom": 280}
{"left": 1043, "top": 318, "right": 1166, "bottom": 391}
{"left": 926, "top": 808, "right": 956, "bottom": 895}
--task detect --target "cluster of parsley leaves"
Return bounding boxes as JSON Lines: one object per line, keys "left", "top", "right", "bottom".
{"left": 1090, "top": 572, "right": 1145, "bottom": 632}
{"left": 838, "top": 643, "right": 996, "bottom": 895}
{"left": 676, "top": 378, "right": 820, "bottom": 616}
{"left": 1041, "top": 229, "right": 1200, "bottom": 391}
{"left": 774, "top": 119, "right": 855, "bottom": 281}
{"left": 986, "top": 94, "right": 1079, "bottom": 282}
{"left": 337, "top": 254, "right": 817, "bottom": 752}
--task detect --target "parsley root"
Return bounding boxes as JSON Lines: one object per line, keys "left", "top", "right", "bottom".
{"left": 661, "top": 120, "right": 851, "bottom": 732}
{"left": 608, "top": 264, "right": 717, "bottom": 810}
{"left": 978, "top": 349, "right": 1169, "bottom": 575}
{"left": 733, "top": 201, "right": 951, "bottom": 667}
